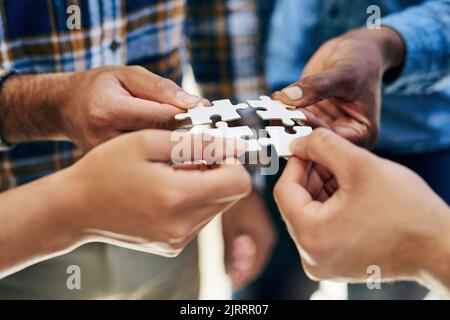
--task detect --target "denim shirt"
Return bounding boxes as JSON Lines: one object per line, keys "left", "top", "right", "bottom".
{"left": 266, "top": 0, "right": 450, "bottom": 154}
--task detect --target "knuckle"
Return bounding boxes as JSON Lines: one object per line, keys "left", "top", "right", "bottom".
{"left": 312, "top": 128, "right": 334, "bottom": 146}
{"left": 311, "top": 74, "right": 329, "bottom": 87}
{"left": 126, "top": 65, "right": 147, "bottom": 73}
{"left": 87, "top": 104, "right": 109, "bottom": 129}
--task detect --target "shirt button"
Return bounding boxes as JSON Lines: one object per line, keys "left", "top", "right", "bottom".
{"left": 110, "top": 40, "right": 121, "bottom": 51}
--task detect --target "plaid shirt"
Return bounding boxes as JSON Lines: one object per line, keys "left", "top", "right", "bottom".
{"left": 0, "top": 0, "right": 264, "bottom": 191}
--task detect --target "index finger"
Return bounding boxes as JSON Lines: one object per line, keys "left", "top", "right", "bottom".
{"left": 274, "top": 157, "right": 319, "bottom": 221}
{"left": 176, "top": 160, "right": 252, "bottom": 207}
{"left": 126, "top": 130, "right": 245, "bottom": 163}
{"left": 111, "top": 95, "right": 183, "bottom": 131}
{"left": 116, "top": 66, "right": 208, "bottom": 109}
{"left": 274, "top": 157, "right": 328, "bottom": 238}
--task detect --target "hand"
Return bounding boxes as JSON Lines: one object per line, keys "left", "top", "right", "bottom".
{"left": 222, "top": 191, "right": 276, "bottom": 289}
{"left": 274, "top": 129, "right": 450, "bottom": 294}
{"left": 60, "top": 66, "right": 207, "bottom": 150}
{"left": 273, "top": 27, "right": 405, "bottom": 148}
{"left": 0, "top": 66, "right": 207, "bottom": 150}
{"left": 64, "top": 129, "right": 252, "bottom": 257}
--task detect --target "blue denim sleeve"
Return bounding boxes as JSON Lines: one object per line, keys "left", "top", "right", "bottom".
{"left": 382, "top": 0, "right": 450, "bottom": 95}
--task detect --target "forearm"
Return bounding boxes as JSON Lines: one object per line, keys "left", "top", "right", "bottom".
{"left": 417, "top": 204, "right": 450, "bottom": 298}
{"left": 0, "top": 72, "right": 75, "bottom": 143}
{"left": 345, "top": 26, "right": 406, "bottom": 73}
{"left": 0, "top": 169, "right": 81, "bottom": 278}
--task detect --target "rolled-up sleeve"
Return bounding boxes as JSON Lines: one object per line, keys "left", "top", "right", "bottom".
{"left": 382, "top": 0, "right": 450, "bottom": 95}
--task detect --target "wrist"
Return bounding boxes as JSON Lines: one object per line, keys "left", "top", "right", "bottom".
{"left": 41, "top": 167, "right": 90, "bottom": 246}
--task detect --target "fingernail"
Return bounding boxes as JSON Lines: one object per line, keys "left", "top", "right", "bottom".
{"left": 176, "top": 90, "right": 201, "bottom": 105}
{"left": 282, "top": 86, "right": 303, "bottom": 101}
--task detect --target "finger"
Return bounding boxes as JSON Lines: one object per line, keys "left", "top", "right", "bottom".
{"left": 175, "top": 161, "right": 252, "bottom": 208}
{"left": 111, "top": 95, "right": 183, "bottom": 131}
{"left": 305, "top": 167, "right": 326, "bottom": 201}
{"left": 324, "top": 177, "right": 339, "bottom": 196}
{"left": 274, "top": 157, "right": 322, "bottom": 225}
{"left": 116, "top": 66, "right": 208, "bottom": 109}
{"left": 170, "top": 163, "right": 209, "bottom": 171}
{"left": 271, "top": 91, "right": 281, "bottom": 100}
{"left": 275, "top": 158, "right": 327, "bottom": 238}
{"left": 289, "top": 128, "right": 369, "bottom": 185}
{"left": 314, "top": 99, "right": 347, "bottom": 120}
{"left": 314, "top": 163, "right": 333, "bottom": 182}
{"left": 126, "top": 130, "right": 245, "bottom": 163}
{"left": 314, "top": 164, "right": 339, "bottom": 196}
{"left": 317, "top": 189, "right": 330, "bottom": 202}
{"left": 278, "top": 69, "right": 355, "bottom": 107}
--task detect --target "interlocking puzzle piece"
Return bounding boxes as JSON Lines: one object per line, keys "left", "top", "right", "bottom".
{"left": 247, "top": 96, "right": 306, "bottom": 126}
{"left": 205, "top": 121, "right": 261, "bottom": 153}
{"left": 258, "top": 126, "right": 313, "bottom": 157}
{"left": 175, "top": 99, "right": 248, "bottom": 126}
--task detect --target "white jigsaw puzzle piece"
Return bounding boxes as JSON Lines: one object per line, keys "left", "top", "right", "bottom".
{"left": 258, "top": 126, "right": 313, "bottom": 157}
{"left": 175, "top": 99, "right": 248, "bottom": 126}
{"left": 247, "top": 96, "right": 306, "bottom": 127}
{"left": 205, "top": 121, "right": 261, "bottom": 153}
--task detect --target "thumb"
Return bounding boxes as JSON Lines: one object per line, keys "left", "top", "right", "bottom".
{"left": 116, "top": 66, "right": 208, "bottom": 109}
{"left": 277, "top": 69, "right": 357, "bottom": 107}
{"left": 289, "top": 128, "right": 373, "bottom": 185}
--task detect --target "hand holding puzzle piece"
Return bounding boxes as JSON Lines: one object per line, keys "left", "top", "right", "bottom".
{"left": 175, "top": 96, "right": 313, "bottom": 157}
